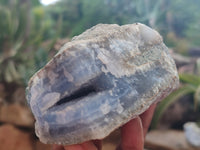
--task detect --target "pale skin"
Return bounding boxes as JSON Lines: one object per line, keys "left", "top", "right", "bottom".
{"left": 53, "top": 103, "right": 157, "bottom": 150}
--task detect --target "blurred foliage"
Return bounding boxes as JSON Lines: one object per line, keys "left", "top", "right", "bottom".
{"left": 46, "top": 0, "right": 166, "bottom": 37}
{"left": 0, "top": 0, "right": 59, "bottom": 85}
{"left": 46, "top": 0, "right": 200, "bottom": 50}
{"left": 1, "top": 0, "right": 200, "bottom": 85}
{"left": 152, "top": 60, "right": 200, "bottom": 128}
{"left": 165, "top": 32, "right": 189, "bottom": 55}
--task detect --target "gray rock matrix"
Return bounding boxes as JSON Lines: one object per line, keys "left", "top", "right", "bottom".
{"left": 26, "top": 23, "right": 179, "bottom": 145}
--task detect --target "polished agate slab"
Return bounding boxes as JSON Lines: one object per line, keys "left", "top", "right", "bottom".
{"left": 26, "top": 23, "right": 179, "bottom": 145}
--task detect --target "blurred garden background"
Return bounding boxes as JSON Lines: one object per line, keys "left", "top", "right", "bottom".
{"left": 0, "top": 0, "right": 200, "bottom": 150}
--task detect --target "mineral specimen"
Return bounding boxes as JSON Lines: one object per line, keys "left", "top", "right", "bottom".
{"left": 26, "top": 23, "right": 179, "bottom": 145}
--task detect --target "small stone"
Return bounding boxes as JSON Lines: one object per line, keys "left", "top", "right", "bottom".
{"left": 184, "top": 122, "right": 200, "bottom": 147}
{"left": 0, "top": 104, "right": 34, "bottom": 127}
{"left": 0, "top": 124, "right": 33, "bottom": 150}
{"left": 145, "top": 130, "right": 199, "bottom": 150}
{"left": 27, "top": 23, "right": 179, "bottom": 145}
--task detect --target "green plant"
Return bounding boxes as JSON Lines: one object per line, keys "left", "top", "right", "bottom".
{"left": 151, "top": 71, "right": 200, "bottom": 128}
{"left": 0, "top": 0, "right": 58, "bottom": 85}
{"left": 45, "top": 0, "right": 168, "bottom": 37}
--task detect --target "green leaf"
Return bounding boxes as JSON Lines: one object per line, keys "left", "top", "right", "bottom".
{"left": 151, "top": 85, "right": 195, "bottom": 129}
{"left": 179, "top": 73, "right": 200, "bottom": 86}
{"left": 194, "top": 85, "right": 200, "bottom": 111}
{"left": 196, "top": 58, "right": 200, "bottom": 76}
{"left": 5, "top": 61, "right": 21, "bottom": 83}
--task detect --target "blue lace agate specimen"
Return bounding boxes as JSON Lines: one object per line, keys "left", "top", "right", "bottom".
{"left": 26, "top": 23, "right": 179, "bottom": 145}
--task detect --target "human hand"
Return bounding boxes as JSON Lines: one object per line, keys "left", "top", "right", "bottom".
{"left": 53, "top": 103, "right": 156, "bottom": 150}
